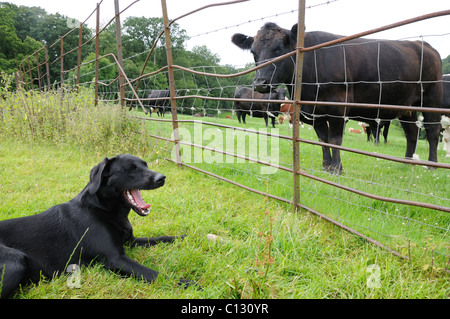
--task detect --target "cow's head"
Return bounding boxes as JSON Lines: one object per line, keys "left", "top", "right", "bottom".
{"left": 232, "top": 23, "right": 298, "bottom": 94}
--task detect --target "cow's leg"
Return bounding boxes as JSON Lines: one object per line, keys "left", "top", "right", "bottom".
{"left": 373, "top": 123, "right": 381, "bottom": 145}
{"left": 328, "top": 117, "right": 345, "bottom": 174}
{"left": 422, "top": 111, "right": 441, "bottom": 163}
{"left": 313, "top": 120, "right": 332, "bottom": 172}
{"left": 382, "top": 121, "right": 390, "bottom": 143}
{"left": 236, "top": 110, "right": 242, "bottom": 123}
{"left": 421, "top": 82, "right": 443, "bottom": 163}
{"left": 366, "top": 125, "right": 373, "bottom": 141}
{"left": 399, "top": 113, "right": 419, "bottom": 159}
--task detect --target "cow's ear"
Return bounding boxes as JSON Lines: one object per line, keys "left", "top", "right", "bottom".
{"left": 231, "top": 33, "right": 254, "bottom": 50}
{"left": 290, "top": 24, "right": 298, "bottom": 44}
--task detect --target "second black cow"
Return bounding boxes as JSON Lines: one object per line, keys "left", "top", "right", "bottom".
{"left": 147, "top": 89, "right": 170, "bottom": 117}
{"left": 234, "top": 86, "right": 286, "bottom": 128}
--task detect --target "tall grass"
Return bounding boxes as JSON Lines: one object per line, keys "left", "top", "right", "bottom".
{"left": 0, "top": 88, "right": 166, "bottom": 156}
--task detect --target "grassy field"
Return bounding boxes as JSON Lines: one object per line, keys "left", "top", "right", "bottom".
{"left": 0, "top": 90, "right": 449, "bottom": 299}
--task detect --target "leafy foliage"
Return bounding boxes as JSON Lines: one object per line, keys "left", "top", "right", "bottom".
{"left": 443, "top": 54, "right": 450, "bottom": 74}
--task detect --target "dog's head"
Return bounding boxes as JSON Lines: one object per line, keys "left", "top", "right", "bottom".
{"left": 86, "top": 155, "right": 165, "bottom": 216}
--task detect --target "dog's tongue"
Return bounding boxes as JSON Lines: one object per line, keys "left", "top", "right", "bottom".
{"left": 130, "top": 189, "right": 151, "bottom": 209}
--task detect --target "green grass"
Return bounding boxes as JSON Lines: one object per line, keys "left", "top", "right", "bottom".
{"left": 0, "top": 90, "right": 449, "bottom": 298}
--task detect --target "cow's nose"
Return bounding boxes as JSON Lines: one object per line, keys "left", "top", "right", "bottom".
{"left": 254, "top": 81, "right": 270, "bottom": 93}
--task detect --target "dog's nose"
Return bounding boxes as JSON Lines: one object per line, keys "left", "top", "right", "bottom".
{"left": 153, "top": 173, "right": 166, "bottom": 185}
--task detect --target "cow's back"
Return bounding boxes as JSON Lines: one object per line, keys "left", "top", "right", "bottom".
{"left": 301, "top": 31, "right": 442, "bottom": 113}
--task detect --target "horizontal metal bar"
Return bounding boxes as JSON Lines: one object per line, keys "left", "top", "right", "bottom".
{"left": 296, "top": 100, "right": 450, "bottom": 115}
{"left": 295, "top": 202, "right": 408, "bottom": 259}
{"left": 177, "top": 140, "right": 293, "bottom": 173}
{"left": 296, "top": 169, "right": 450, "bottom": 213}
{"left": 296, "top": 137, "right": 450, "bottom": 170}
{"left": 129, "top": 93, "right": 450, "bottom": 115}
{"left": 299, "top": 9, "right": 450, "bottom": 53}
{"left": 165, "top": 158, "right": 291, "bottom": 204}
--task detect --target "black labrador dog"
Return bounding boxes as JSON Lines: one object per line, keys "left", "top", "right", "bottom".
{"left": 0, "top": 154, "right": 192, "bottom": 298}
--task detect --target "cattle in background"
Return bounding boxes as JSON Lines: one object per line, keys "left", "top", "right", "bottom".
{"left": 441, "top": 75, "right": 450, "bottom": 157}
{"left": 280, "top": 103, "right": 293, "bottom": 124}
{"left": 147, "top": 89, "right": 170, "bottom": 117}
{"left": 443, "top": 74, "right": 450, "bottom": 108}
{"left": 365, "top": 120, "right": 391, "bottom": 144}
{"left": 348, "top": 127, "right": 362, "bottom": 134}
{"left": 441, "top": 115, "right": 450, "bottom": 157}
{"left": 232, "top": 23, "right": 443, "bottom": 174}
{"left": 233, "top": 86, "right": 286, "bottom": 128}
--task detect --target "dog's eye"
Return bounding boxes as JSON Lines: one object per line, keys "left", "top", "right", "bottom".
{"left": 129, "top": 164, "right": 137, "bottom": 170}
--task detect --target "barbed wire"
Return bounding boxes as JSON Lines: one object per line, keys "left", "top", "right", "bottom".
{"left": 189, "top": 0, "right": 341, "bottom": 39}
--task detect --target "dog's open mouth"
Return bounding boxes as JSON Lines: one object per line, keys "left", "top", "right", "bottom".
{"left": 123, "top": 189, "right": 151, "bottom": 216}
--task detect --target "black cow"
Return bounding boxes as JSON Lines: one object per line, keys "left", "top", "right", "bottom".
{"left": 234, "top": 86, "right": 286, "bottom": 128}
{"left": 232, "top": 23, "right": 443, "bottom": 174}
{"left": 147, "top": 89, "right": 170, "bottom": 117}
{"left": 366, "top": 120, "right": 390, "bottom": 144}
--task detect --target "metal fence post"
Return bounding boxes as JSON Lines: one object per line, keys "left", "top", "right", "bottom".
{"left": 114, "top": 0, "right": 126, "bottom": 107}
{"left": 60, "top": 38, "right": 64, "bottom": 89}
{"left": 95, "top": 3, "right": 100, "bottom": 106}
{"left": 27, "top": 57, "right": 32, "bottom": 90}
{"left": 35, "top": 52, "right": 41, "bottom": 91}
{"left": 292, "top": 0, "right": 306, "bottom": 212}
{"left": 44, "top": 45, "right": 51, "bottom": 89}
{"left": 161, "top": 0, "right": 182, "bottom": 167}
{"left": 77, "top": 22, "right": 83, "bottom": 91}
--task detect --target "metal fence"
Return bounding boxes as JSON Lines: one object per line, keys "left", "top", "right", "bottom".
{"left": 15, "top": 0, "right": 450, "bottom": 268}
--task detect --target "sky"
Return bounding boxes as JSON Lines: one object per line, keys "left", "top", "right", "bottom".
{"left": 6, "top": 0, "right": 450, "bottom": 67}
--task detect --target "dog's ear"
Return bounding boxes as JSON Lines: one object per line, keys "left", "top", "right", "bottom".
{"left": 87, "top": 157, "right": 110, "bottom": 195}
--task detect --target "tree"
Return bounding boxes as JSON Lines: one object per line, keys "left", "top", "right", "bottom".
{"left": 1, "top": 2, "right": 94, "bottom": 85}
{"left": 0, "top": 3, "right": 42, "bottom": 86}
{"left": 443, "top": 54, "right": 450, "bottom": 74}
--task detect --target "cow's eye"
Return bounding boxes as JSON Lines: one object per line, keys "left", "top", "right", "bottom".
{"left": 274, "top": 47, "right": 283, "bottom": 56}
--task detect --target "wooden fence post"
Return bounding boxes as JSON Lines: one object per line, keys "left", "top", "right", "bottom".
{"left": 292, "top": 0, "right": 306, "bottom": 212}
{"left": 77, "top": 22, "right": 83, "bottom": 91}
{"left": 60, "top": 38, "right": 64, "bottom": 89}
{"left": 44, "top": 46, "right": 51, "bottom": 89}
{"left": 94, "top": 3, "right": 100, "bottom": 106}
{"left": 161, "top": 0, "right": 182, "bottom": 167}
{"left": 35, "top": 52, "right": 41, "bottom": 91}
{"left": 114, "top": 0, "right": 126, "bottom": 107}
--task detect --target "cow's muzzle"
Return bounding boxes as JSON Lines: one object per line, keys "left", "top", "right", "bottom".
{"left": 253, "top": 78, "right": 273, "bottom": 93}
